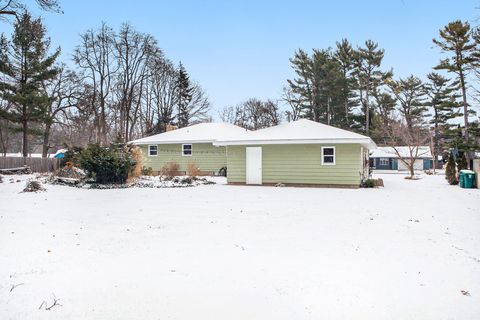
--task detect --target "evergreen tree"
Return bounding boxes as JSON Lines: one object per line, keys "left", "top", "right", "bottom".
{"left": 433, "top": 20, "right": 476, "bottom": 145}
{"left": 424, "top": 72, "right": 461, "bottom": 161}
{"left": 445, "top": 151, "right": 458, "bottom": 185}
{"left": 176, "top": 62, "right": 193, "bottom": 128}
{"left": 456, "top": 152, "right": 468, "bottom": 171}
{"left": 353, "top": 40, "right": 391, "bottom": 134}
{"left": 386, "top": 76, "right": 428, "bottom": 130}
{"left": 0, "top": 12, "right": 60, "bottom": 156}
{"left": 334, "top": 39, "right": 358, "bottom": 128}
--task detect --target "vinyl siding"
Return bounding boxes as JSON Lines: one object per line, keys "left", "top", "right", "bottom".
{"left": 140, "top": 143, "right": 226, "bottom": 174}
{"left": 227, "top": 144, "right": 363, "bottom": 186}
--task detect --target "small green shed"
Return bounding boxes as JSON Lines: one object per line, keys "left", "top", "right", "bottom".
{"left": 214, "top": 119, "right": 376, "bottom": 188}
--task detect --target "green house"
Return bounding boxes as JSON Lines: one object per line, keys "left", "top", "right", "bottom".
{"left": 130, "top": 122, "right": 248, "bottom": 175}
{"left": 214, "top": 119, "right": 376, "bottom": 188}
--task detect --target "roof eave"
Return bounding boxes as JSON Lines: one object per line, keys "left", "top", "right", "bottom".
{"left": 214, "top": 138, "right": 377, "bottom": 148}
{"left": 130, "top": 139, "right": 216, "bottom": 145}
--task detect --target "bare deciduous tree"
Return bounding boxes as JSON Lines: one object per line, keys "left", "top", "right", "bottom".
{"left": 73, "top": 23, "right": 117, "bottom": 145}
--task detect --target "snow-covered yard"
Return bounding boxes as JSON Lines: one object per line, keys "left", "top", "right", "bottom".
{"left": 0, "top": 173, "right": 479, "bottom": 319}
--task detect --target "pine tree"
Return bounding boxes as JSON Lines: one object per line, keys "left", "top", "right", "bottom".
{"left": 425, "top": 72, "right": 461, "bottom": 161}
{"left": 456, "top": 152, "right": 468, "bottom": 171}
{"left": 353, "top": 40, "right": 390, "bottom": 134}
{"left": 176, "top": 62, "right": 193, "bottom": 128}
{"left": 0, "top": 12, "right": 60, "bottom": 156}
{"left": 433, "top": 20, "right": 476, "bottom": 146}
{"left": 386, "top": 75, "right": 428, "bottom": 130}
{"left": 334, "top": 39, "right": 358, "bottom": 128}
{"left": 445, "top": 151, "right": 458, "bottom": 185}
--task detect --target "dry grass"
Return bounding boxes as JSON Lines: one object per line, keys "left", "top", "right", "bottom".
{"left": 128, "top": 146, "right": 144, "bottom": 181}
{"left": 187, "top": 163, "right": 200, "bottom": 177}
{"left": 161, "top": 162, "right": 180, "bottom": 179}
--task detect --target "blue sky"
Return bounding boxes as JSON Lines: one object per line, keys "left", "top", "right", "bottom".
{"left": 1, "top": 0, "right": 478, "bottom": 117}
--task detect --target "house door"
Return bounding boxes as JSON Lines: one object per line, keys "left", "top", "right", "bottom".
{"left": 246, "top": 147, "right": 262, "bottom": 185}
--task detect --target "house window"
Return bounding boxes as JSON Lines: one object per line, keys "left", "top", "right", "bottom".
{"left": 379, "top": 158, "right": 389, "bottom": 166}
{"left": 182, "top": 144, "right": 192, "bottom": 156}
{"left": 148, "top": 145, "right": 158, "bottom": 156}
{"left": 321, "top": 147, "right": 335, "bottom": 165}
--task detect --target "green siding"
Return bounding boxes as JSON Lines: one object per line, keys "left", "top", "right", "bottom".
{"left": 140, "top": 143, "right": 226, "bottom": 174}
{"left": 227, "top": 144, "right": 363, "bottom": 186}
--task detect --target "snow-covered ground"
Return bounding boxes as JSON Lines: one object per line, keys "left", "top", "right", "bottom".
{"left": 0, "top": 173, "right": 479, "bottom": 319}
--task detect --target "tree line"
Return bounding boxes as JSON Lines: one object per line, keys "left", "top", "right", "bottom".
{"left": 0, "top": 11, "right": 210, "bottom": 156}
{"left": 280, "top": 21, "right": 480, "bottom": 164}
{"left": 0, "top": 1, "right": 479, "bottom": 163}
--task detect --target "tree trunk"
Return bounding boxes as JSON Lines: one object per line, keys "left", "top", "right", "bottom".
{"left": 22, "top": 115, "right": 28, "bottom": 158}
{"left": 42, "top": 123, "right": 51, "bottom": 157}
{"left": 459, "top": 68, "right": 469, "bottom": 142}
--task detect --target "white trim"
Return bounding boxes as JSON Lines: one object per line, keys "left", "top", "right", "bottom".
{"left": 214, "top": 138, "right": 376, "bottom": 149}
{"left": 182, "top": 144, "right": 192, "bottom": 157}
{"left": 321, "top": 146, "right": 336, "bottom": 165}
{"left": 148, "top": 145, "right": 158, "bottom": 157}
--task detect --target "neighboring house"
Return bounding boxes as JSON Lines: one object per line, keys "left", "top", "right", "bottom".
{"left": 370, "top": 146, "right": 433, "bottom": 171}
{"left": 213, "top": 119, "right": 376, "bottom": 188}
{"left": 130, "top": 122, "right": 248, "bottom": 175}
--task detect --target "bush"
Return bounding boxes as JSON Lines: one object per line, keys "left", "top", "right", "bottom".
{"left": 457, "top": 152, "right": 468, "bottom": 171}
{"left": 23, "top": 180, "right": 45, "bottom": 192}
{"left": 142, "top": 166, "right": 153, "bottom": 176}
{"left": 63, "top": 146, "right": 83, "bottom": 165}
{"left": 161, "top": 162, "right": 180, "bottom": 178}
{"left": 129, "top": 146, "right": 144, "bottom": 179}
{"left": 187, "top": 163, "right": 200, "bottom": 177}
{"left": 361, "top": 179, "right": 375, "bottom": 188}
{"left": 78, "top": 144, "right": 136, "bottom": 184}
{"left": 446, "top": 151, "right": 458, "bottom": 185}
{"left": 181, "top": 176, "right": 193, "bottom": 184}
{"left": 218, "top": 166, "right": 227, "bottom": 177}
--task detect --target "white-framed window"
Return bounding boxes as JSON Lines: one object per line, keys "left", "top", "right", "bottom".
{"left": 148, "top": 145, "right": 158, "bottom": 156}
{"left": 379, "top": 158, "right": 389, "bottom": 166}
{"left": 182, "top": 144, "right": 192, "bottom": 156}
{"left": 321, "top": 146, "right": 335, "bottom": 165}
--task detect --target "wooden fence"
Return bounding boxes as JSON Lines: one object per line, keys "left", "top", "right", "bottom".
{"left": 0, "top": 157, "right": 61, "bottom": 173}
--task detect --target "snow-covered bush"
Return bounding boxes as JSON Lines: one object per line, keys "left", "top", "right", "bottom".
{"left": 78, "top": 144, "right": 135, "bottom": 184}
{"left": 23, "top": 180, "right": 45, "bottom": 192}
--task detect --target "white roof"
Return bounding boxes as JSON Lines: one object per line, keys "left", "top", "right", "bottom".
{"left": 214, "top": 119, "right": 376, "bottom": 148}
{"left": 130, "top": 122, "right": 248, "bottom": 145}
{"left": 370, "top": 146, "right": 432, "bottom": 158}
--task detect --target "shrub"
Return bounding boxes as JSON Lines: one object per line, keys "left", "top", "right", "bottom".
{"left": 446, "top": 152, "right": 458, "bottom": 185}
{"left": 218, "top": 166, "right": 227, "bottom": 177}
{"left": 181, "top": 176, "right": 193, "bottom": 184}
{"left": 161, "top": 162, "right": 180, "bottom": 178}
{"left": 129, "top": 146, "right": 144, "bottom": 180}
{"left": 187, "top": 163, "right": 200, "bottom": 177}
{"left": 63, "top": 146, "right": 83, "bottom": 165}
{"left": 141, "top": 166, "right": 153, "bottom": 176}
{"left": 361, "top": 179, "right": 375, "bottom": 188}
{"left": 23, "top": 180, "right": 45, "bottom": 192}
{"left": 456, "top": 152, "right": 468, "bottom": 171}
{"left": 78, "top": 144, "right": 136, "bottom": 184}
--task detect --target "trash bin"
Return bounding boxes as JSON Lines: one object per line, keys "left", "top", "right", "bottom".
{"left": 463, "top": 170, "right": 476, "bottom": 189}
{"left": 459, "top": 170, "right": 466, "bottom": 188}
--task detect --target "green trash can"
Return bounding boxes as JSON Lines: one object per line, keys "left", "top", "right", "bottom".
{"left": 459, "top": 170, "right": 466, "bottom": 188}
{"left": 463, "top": 170, "right": 476, "bottom": 189}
